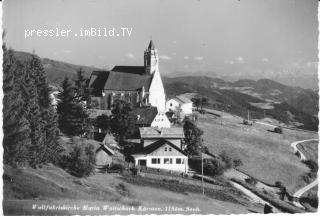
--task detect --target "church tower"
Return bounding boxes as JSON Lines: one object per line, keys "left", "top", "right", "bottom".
{"left": 144, "top": 40, "right": 166, "bottom": 111}
{"left": 144, "top": 40, "right": 159, "bottom": 75}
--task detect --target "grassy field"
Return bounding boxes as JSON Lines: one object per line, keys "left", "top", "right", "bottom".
{"left": 196, "top": 112, "right": 318, "bottom": 193}
{"left": 3, "top": 164, "right": 263, "bottom": 215}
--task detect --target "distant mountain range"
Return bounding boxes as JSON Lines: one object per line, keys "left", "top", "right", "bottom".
{"left": 163, "top": 76, "right": 318, "bottom": 131}
{"left": 12, "top": 51, "right": 319, "bottom": 131}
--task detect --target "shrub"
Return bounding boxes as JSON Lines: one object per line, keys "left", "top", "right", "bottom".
{"left": 233, "top": 159, "right": 243, "bottom": 168}
{"left": 189, "top": 157, "right": 225, "bottom": 177}
{"left": 219, "top": 151, "right": 233, "bottom": 169}
{"left": 61, "top": 142, "right": 96, "bottom": 177}
{"left": 245, "top": 177, "right": 257, "bottom": 185}
{"left": 109, "top": 163, "right": 124, "bottom": 173}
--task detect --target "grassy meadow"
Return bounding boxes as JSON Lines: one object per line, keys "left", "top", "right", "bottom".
{"left": 196, "top": 112, "right": 318, "bottom": 193}
{"left": 3, "top": 164, "right": 263, "bottom": 215}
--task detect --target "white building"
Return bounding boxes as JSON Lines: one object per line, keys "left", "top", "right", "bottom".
{"left": 132, "top": 139, "right": 188, "bottom": 173}
{"left": 166, "top": 95, "right": 193, "bottom": 116}
{"left": 88, "top": 40, "right": 166, "bottom": 112}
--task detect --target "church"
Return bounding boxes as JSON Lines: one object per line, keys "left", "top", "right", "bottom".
{"left": 88, "top": 40, "right": 166, "bottom": 111}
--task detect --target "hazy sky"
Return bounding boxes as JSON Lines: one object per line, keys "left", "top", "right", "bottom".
{"left": 3, "top": 0, "right": 318, "bottom": 77}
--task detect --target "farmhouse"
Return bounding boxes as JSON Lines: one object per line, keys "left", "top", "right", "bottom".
{"left": 132, "top": 107, "right": 171, "bottom": 128}
{"left": 166, "top": 95, "right": 193, "bottom": 116}
{"left": 132, "top": 139, "right": 188, "bottom": 173}
{"left": 88, "top": 40, "right": 166, "bottom": 111}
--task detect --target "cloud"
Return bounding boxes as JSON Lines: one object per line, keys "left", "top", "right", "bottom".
{"left": 159, "top": 55, "right": 172, "bottom": 60}
{"left": 126, "top": 53, "right": 135, "bottom": 59}
{"left": 184, "top": 56, "right": 189, "bottom": 60}
{"left": 62, "top": 49, "right": 72, "bottom": 54}
{"left": 235, "top": 56, "right": 244, "bottom": 64}
{"left": 262, "top": 57, "right": 269, "bottom": 62}
{"left": 224, "top": 60, "right": 234, "bottom": 65}
{"left": 194, "top": 56, "right": 204, "bottom": 61}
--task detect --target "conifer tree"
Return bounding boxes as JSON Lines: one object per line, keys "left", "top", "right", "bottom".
{"left": 57, "top": 77, "right": 88, "bottom": 136}
{"left": 3, "top": 48, "right": 31, "bottom": 165}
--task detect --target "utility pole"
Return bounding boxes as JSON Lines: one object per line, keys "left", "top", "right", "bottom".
{"left": 201, "top": 152, "right": 204, "bottom": 196}
{"left": 247, "top": 110, "right": 250, "bottom": 121}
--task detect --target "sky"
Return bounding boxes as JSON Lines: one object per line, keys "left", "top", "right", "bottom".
{"left": 3, "top": 0, "right": 319, "bottom": 82}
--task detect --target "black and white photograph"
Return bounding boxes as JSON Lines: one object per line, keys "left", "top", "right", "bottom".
{"left": 1, "top": 0, "right": 319, "bottom": 215}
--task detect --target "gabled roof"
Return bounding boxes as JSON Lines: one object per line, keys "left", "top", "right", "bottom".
{"left": 112, "top": 66, "right": 146, "bottom": 75}
{"left": 132, "top": 107, "right": 158, "bottom": 125}
{"left": 88, "top": 70, "right": 153, "bottom": 92}
{"left": 139, "top": 127, "right": 184, "bottom": 139}
{"left": 133, "top": 139, "right": 187, "bottom": 156}
{"left": 171, "top": 95, "right": 192, "bottom": 104}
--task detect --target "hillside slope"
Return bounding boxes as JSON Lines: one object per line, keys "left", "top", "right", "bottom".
{"left": 3, "top": 164, "right": 259, "bottom": 215}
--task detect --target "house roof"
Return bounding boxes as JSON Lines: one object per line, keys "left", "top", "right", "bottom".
{"left": 173, "top": 95, "right": 192, "bottom": 104}
{"left": 132, "top": 107, "right": 158, "bottom": 125}
{"left": 88, "top": 70, "right": 153, "bottom": 92}
{"left": 139, "top": 127, "right": 184, "bottom": 139}
{"left": 112, "top": 66, "right": 146, "bottom": 75}
{"left": 133, "top": 139, "right": 187, "bottom": 156}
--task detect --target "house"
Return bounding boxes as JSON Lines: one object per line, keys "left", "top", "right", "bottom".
{"left": 131, "top": 139, "right": 188, "bottom": 173}
{"left": 88, "top": 40, "right": 166, "bottom": 112}
{"left": 139, "top": 127, "right": 185, "bottom": 150}
{"left": 132, "top": 107, "right": 171, "bottom": 128}
{"left": 166, "top": 95, "right": 193, "bottom": 116}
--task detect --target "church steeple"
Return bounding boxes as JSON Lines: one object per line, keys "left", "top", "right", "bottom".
{"left": 144, "top": 40, "right": 158, "bottom": 75}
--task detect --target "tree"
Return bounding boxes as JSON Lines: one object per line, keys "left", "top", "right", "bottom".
{"left": 3, "top": 48, "right": 31, "bottom": 165}
{"left": 110, "top": 100, "right": 136, "bottom": 144}
{"left": 61, "top": 140, "right": 96, "bottom": 177}
{"left": 74, "top": 67, "right": 89, "bottom": 103}
{"left": 57, "top": 77, "right": 88, "bottom": 136}
{"left": 183, "top": 119, "right": 204, "bottom": 156}
{"left": 95, "top": 114, "right": 111, "bottom": 133}
{"left": 28, "top": 55, "right": 61, "bottom": 163}
{"left": 191, "top": 98, "right": 201, "bottom": 111}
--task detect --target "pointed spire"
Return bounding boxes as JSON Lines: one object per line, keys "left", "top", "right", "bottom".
{"left": 148, "top": 40, "right": 155, "bottom": 50}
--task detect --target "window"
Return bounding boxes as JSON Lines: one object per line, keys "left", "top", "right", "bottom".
{"left": 164, "top": 147, "right": 167, "bottom": 151}
{"left": 176, "top": 158, "right": 185, "bottom": 164}
{"left": 169, "top": 147, "right": 172, "bottom": 152}
{"left": 151, "top": 158, "right": 161, "bottom": 164}
{"left": 164, "top": 158, "right": 172, "bottom": 164}
{"left": 170, "top": 103, "right": 173, "bottom": 107}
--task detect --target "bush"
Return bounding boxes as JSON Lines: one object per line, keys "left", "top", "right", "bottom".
{"left": 233, "top": 159, "right": 243, "bottom": 168}
{"left": 108, "top": 163, "right": 124, "bottom": 173}
{"left": 219, "top": 151, "right": 233, "bottom": 169}
{"left": 245, "top": 177, "right": 257, "bottom": 185}
{"left": 189, "top": 157, "right": 225, "bottom": 177}
{"left": 61, "top": 142, "right": 96, "bottom": 177}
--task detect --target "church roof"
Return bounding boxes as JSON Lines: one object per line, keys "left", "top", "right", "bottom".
{"left": 148, "top": 40, "right": 155, "bottom": 50}
{"left": 112, "top": 66, "right": 145, "bottom": 75}
{"left": 88, "top": 70, "right": 153, "bottom": 93}
{"left": 132, "top": 107, "right": 158, "bottom": 125}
